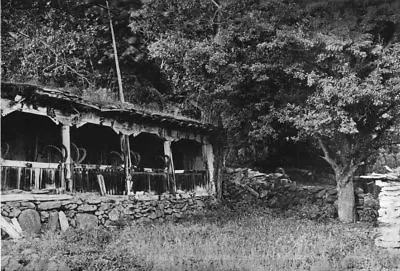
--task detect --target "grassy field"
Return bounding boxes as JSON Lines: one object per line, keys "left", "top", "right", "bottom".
{"left": 2, "top": 206, "right": 400, "bottom": 271}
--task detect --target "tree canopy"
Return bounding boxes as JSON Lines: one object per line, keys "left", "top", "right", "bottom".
{"left": 2, "top": 0, "right": 400, "bottom": 221}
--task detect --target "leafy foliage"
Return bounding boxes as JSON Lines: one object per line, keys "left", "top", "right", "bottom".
{"left": 1, "top": 0, "right": 168, "bottom": 107}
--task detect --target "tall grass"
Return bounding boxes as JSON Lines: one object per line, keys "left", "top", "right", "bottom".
{"left": 2, "top": 207, "right": 399, "bottom": 271}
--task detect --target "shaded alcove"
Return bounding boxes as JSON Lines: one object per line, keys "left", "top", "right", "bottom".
{"left": 71, "top": 124, "right": 121, "bottom": 165}
{"left": 1, "top": 111, "right": 62, "bottom": 162}
{"left": 130, "top": 132, "right": 165, "bottom": 169}
{"left": 172, "top": 139, "right": 204, "bottom": 171}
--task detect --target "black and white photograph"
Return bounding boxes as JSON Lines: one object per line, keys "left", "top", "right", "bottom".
{"left": 1, "top": 0, "right": 400, "bottom": 270}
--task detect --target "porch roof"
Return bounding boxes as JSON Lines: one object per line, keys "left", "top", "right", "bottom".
{"left": 1, "top": 82, "right": 217, "bottom": 134}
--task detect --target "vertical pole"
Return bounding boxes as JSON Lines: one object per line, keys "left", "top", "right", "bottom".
{"left": 106, "top": 0, "right": 124, "bottom": 102}
{"left": 163, "top": 140, "right": 176, "bottom": 194}
{"left": 61, "top": 125, "right": 72, "bottom": 191}
{"left": 202, "top": 143, "right": 215, "bottom": 195}
{"left": 106, "top": 1, "right": 132, "bottom": 195}
{"left": 121, "top": 134, "right": 132, "bottom": 195}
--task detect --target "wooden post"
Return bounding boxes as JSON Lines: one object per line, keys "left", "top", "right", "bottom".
{"left": 163, "top": 140, "right": 176, "bottom": 194}
{"left": 121, "top": 135, "right": 132, "bottom": 195}
{"left": 61, "top": 125, "right": 72, "bottom": 191}
{"left": 202, "top": 143, "right": 215, "bottom": 195}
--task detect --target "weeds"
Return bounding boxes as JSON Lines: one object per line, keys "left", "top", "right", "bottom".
{"left": 2, "top": 206, "right": 399, "bottom": 271}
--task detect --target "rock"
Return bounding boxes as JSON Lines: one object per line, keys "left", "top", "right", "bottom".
{"left": 260, "top": 190, "right": 269, "bottom": 199}
{"left": 47, "top": 212, "right": 59, "bottom": 232}
{"left": 2, "top": 205, "right": 11, "bottom": 212}
{"left": 98, "top": 203, "right": 111, "bottom": 212}
{"left": 18, "top": 209, "right": 41, "bottom": 234}
{"left": 108, "top": 209, "right": 120, "bottom": 221}
{"left": 40, "top": 211, "right": 50, "bottom": 222}
{"left": 327, "top": 188, "right": 337, "bottom": 195}
{"left": 95, "top": 210, "right": 104, "bottom": 216}
{"left": 326, "top": 195, "right": 337, "bottom": 204}
{"left": 316, "top": 189, "right": 326, "bottom": 199}
{"left": 75, "top": 213, "right": 98, "bottom": 230}
{"left": 1, "top": 210, "right": 9, "bottom": 217}
{"left": 65, "top": 210, "right": 76, "bottom": 218}
{"left": 87, "top": 198, "right": 101, "bottom": 205}
{"left": 8, "top": 208, "right": 21, "bottom": 218}
{"left": 148, "top": 212, "right": 157, "bottom": 220}
{"left": 69, "top": 218, "right": 76, "bottom": 228}
{"left": 196, "top": 200, "right": 205, "bottom": 208}
{"left": 38, "top": 201, "right": 62, "bottom": 211}
{"left": 355, "top": 187, "right": 364, "bottom": 194}
{"left": 63, "top": 204, "right": 78, "bottom": 210}
{"left": 77, "top": 204, "right": 97, "bottom": 212}
{"left": 20, "top": 202, "right": 36, "bottom": 210}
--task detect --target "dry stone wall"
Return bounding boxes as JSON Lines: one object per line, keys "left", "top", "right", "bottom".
{"left": 223, "top": 168, "right": 379, "bottom": 221}
{"left": 1, "top": 194, "right": 212, "bottom": 236}
{"left": 375, "top": 180, "right": 400, "bottom": 248}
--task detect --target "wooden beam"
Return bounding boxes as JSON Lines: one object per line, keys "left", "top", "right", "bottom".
{"left": 1, "top": 160, "right": 59, "bottom": 169}
{"left": 0, "top": 194, "right": 73, "bottom": 202}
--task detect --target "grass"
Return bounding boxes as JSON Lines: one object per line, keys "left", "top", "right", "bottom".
{"left": 2, "top": 206, "right": 400, "bottom": 271}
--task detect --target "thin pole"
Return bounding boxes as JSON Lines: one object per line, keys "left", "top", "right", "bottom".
{"left": 106, "top": 0, "right": 124, "bottom": 102}
{"left": 106, "top": 0, "right": 132, "bottom": 194}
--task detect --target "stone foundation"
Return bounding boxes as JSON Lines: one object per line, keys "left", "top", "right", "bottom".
{"left": 1, "top": 193, "right": 213, "bottom": 236}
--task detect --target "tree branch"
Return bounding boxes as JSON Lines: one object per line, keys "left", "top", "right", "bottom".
{"left": 318, "top": 137, "right": 339, "bottom": 173}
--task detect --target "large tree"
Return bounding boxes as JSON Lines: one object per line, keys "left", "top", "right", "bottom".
{"left": 280, "top": 0, "right": 400, "bottom": 222}
{"left": 131, "top": 0, "right": 400, "bottom": 221}
{"left": 130, "top": 0, "right": 312, "bottom": 161}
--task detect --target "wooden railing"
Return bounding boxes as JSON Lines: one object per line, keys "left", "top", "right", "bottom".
{"left": 1, "top": 160, "right": 208, "bottom": 195}
{"left": 1, "top": 160, "right": 61, "bottom": 191}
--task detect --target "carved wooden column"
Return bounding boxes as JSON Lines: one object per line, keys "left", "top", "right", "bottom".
{"left": 163, "top": 140, "right": 176, "bottom": 194}
{"left": 121, "top": 134, "right": 133, "bottom": 195}
{"left": 202, "top": 143, "right": 215, "bottom": 195}
{"left": 61, "top": 125, "right": 72, "bottom": 191}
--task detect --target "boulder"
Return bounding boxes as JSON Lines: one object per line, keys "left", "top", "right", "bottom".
{"left": 18, "top": 209, "right": 41, "bottom": 234}
{"left": 75, "top": 213, "right": 98, "bottom": 230}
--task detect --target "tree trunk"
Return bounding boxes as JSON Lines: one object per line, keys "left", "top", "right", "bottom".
{"left": 337, "top": 174, "right": 356, "bottom": 223}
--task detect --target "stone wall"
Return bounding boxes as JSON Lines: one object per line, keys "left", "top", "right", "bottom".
{"left": 375, "top": 180, "right": 400, "bottom": 248}
{"left": 223, "top": 168, "right": 379, "bottom": 221}
{"left": 1, "top": 194, "right": 212, "bottom": 236}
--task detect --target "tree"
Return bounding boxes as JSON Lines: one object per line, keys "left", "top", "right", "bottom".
{"left": 1, "top": 0, "right": 168, "bottom": 107}
{"left": 132, "top": 0, "right": 400, "bottom": 221}
{"left": 279, "top": 0, "right": 400, "bottom": 222}
{"left": 130, "top": 0, "right": 312, "bottom": 160}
